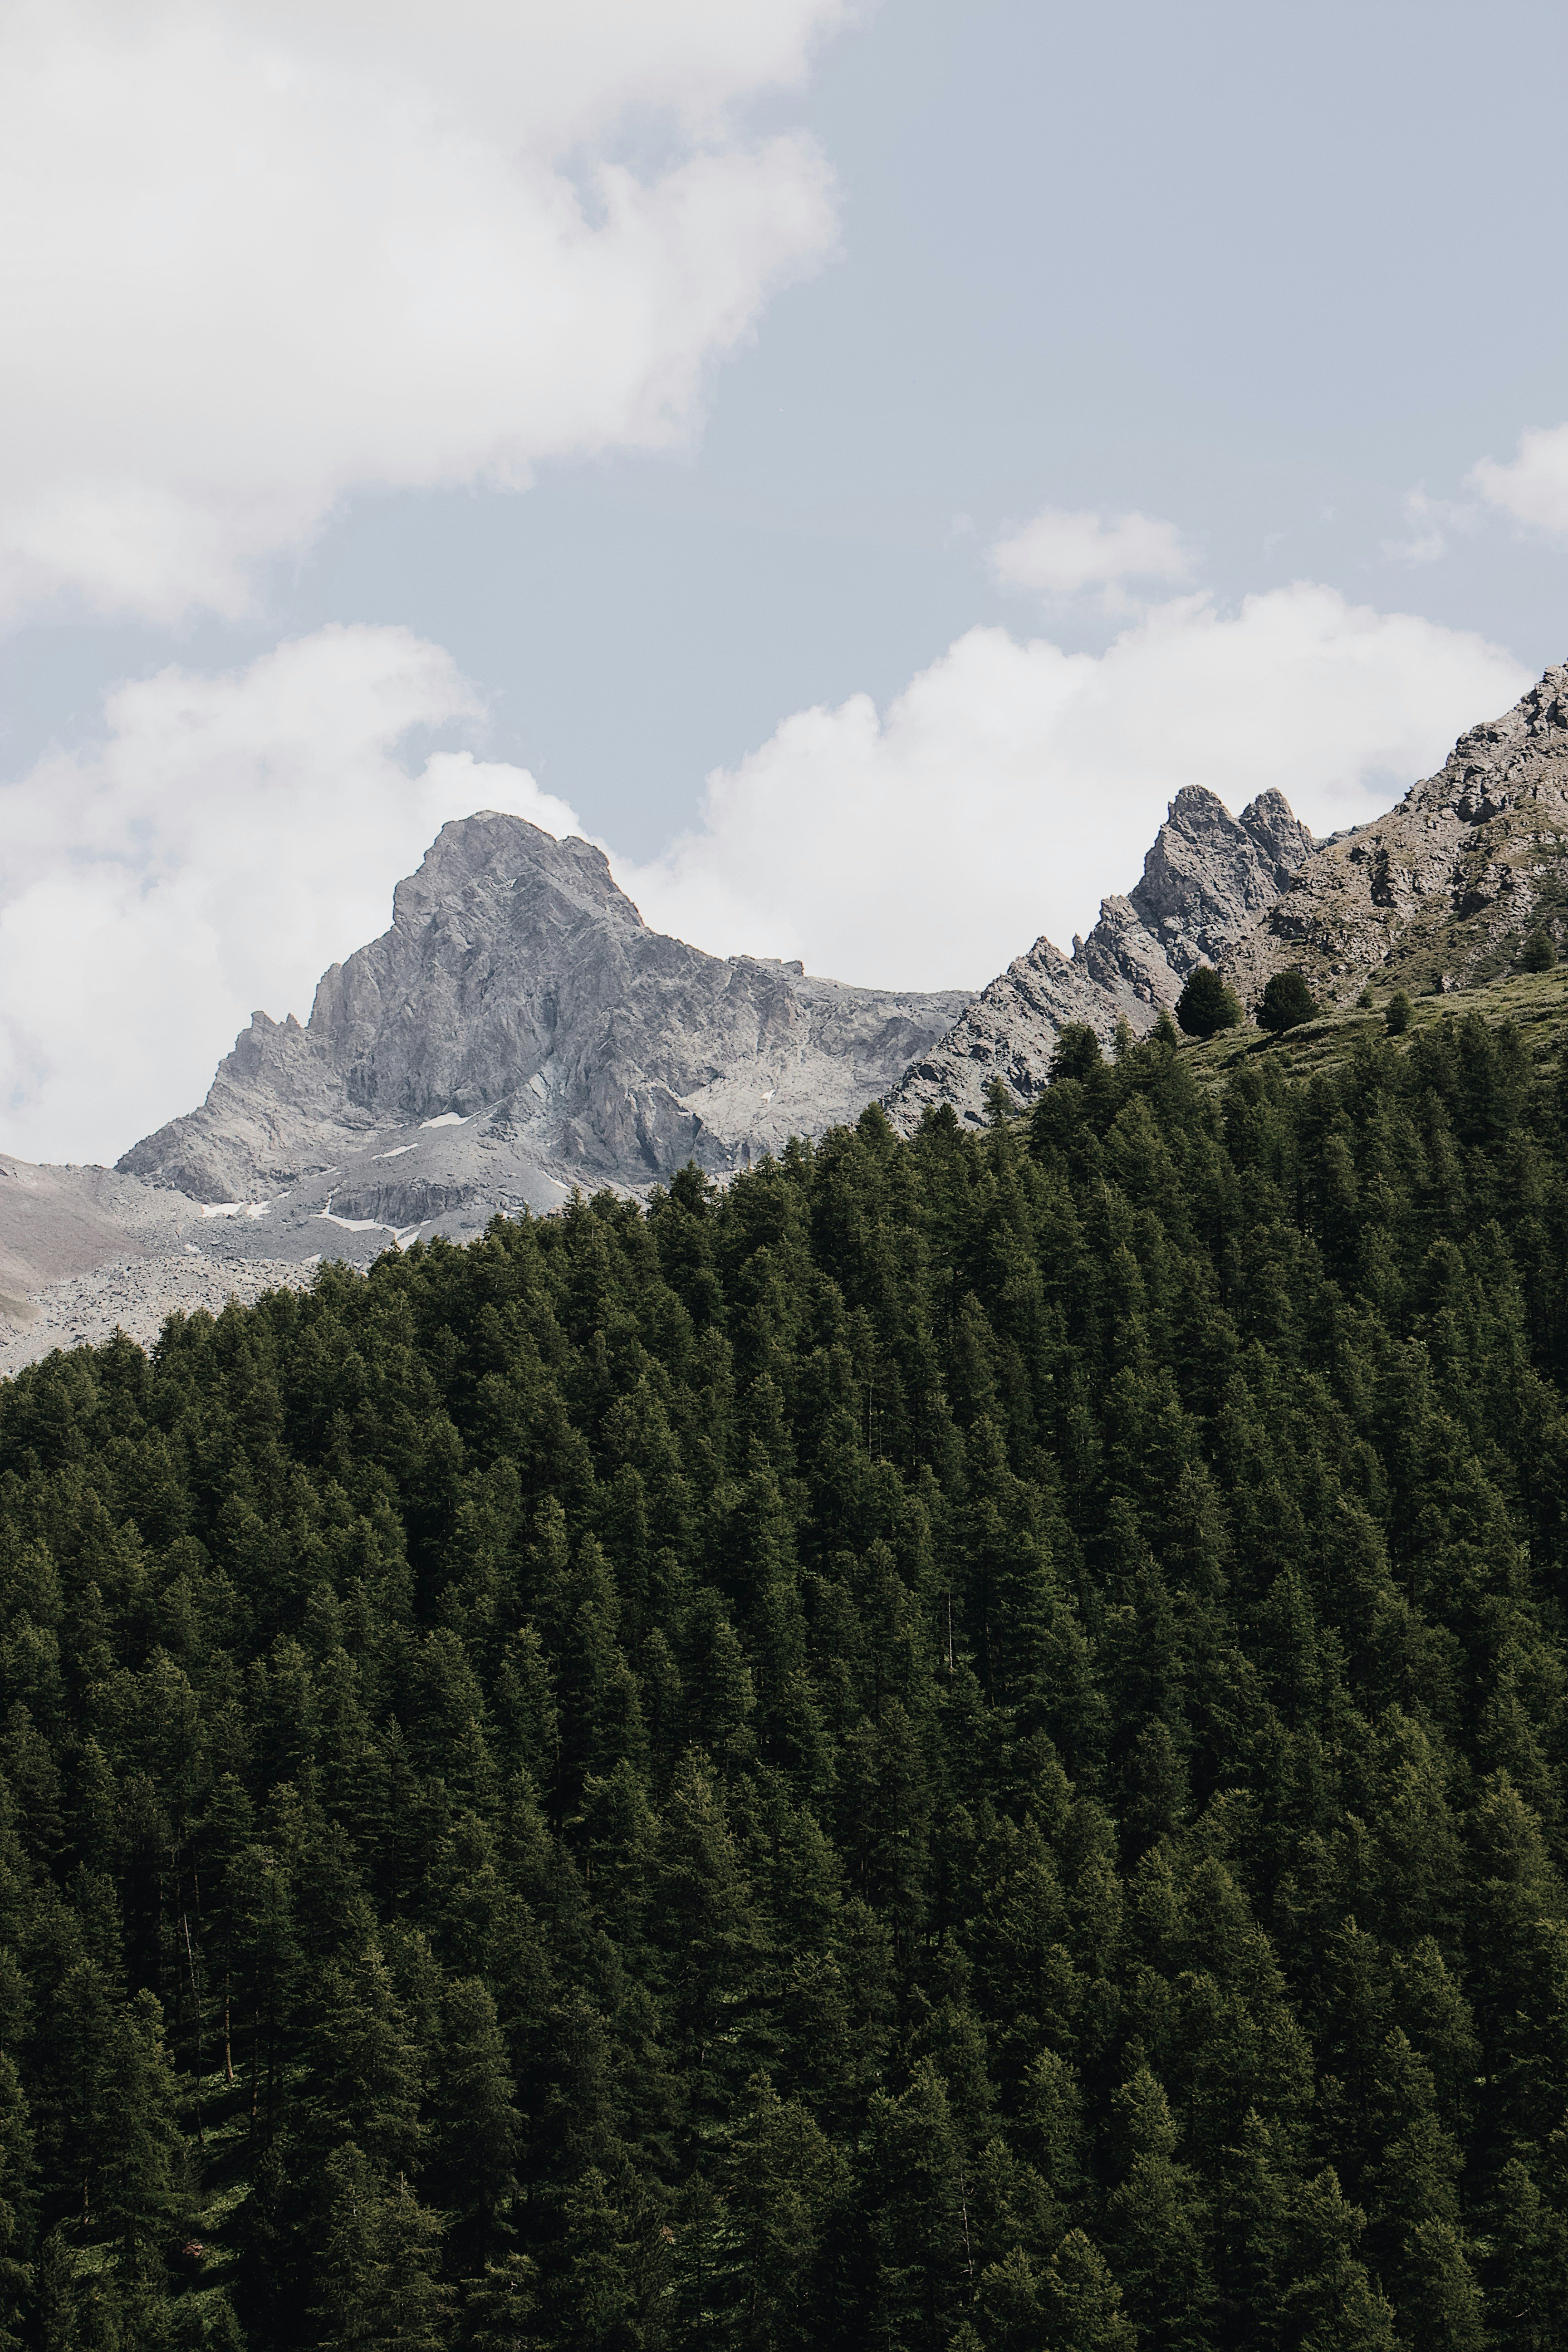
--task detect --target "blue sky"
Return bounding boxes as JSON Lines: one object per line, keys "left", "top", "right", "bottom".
{"left": 2, "top": 0, "right": 1566, "bottom": 1159}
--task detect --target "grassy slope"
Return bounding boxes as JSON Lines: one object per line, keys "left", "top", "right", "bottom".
{"left": 1177, "top": 961, "right": 1568, "bottom": 1087}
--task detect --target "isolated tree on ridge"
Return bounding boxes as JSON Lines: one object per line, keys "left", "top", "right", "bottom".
{"left": 1258, "top": 968, "right": 1319, "bottom": 1034}
{"left": 1175, "top": 966, "right": 1242, "bottom": 1039}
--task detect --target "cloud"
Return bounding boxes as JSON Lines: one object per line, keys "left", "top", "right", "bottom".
{"left": 0, "top": 627, "right": 581, "bottom": 1165}
{"left": 1470, "top": 423, "right": 1568, "bottom": 539}
{"left": 1380, "top": 488, "right": 1478, "bottom": 565}
{"left": 617, "top": 585, "right": 1529, "bottom": 990}
{"left": 0, "top": 0, "right": 844, "bottom": 622}
{"left": 989, "top": 506, "right": 1191, "bottom": 601}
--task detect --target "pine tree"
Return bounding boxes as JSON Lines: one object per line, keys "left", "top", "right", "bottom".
{"left": 1277, "top": 2166, "right": 1397, "bottom": 2352}
{"left": 713, "top": 2073, "right": 847, "bottom": 2351}
{"left": 428, "top": 1976, "right": 519, "bottom": 2248}
{"left": 1175, "top": 968, "right": 1242, "bottom": 1039}
{"left": 313, "top": 2141, "right": 450, "bottom": 2352}
{"left": 1038, "top": 2231, "right": 1136, "bottom": 2352}
{"left": 1103, "top": 2067, "right": 1212, "bottom": 2349}
{"left": 861, "top": 2061, "right": 975, "bottom": 2351}
{"left": 1364, "top": 2031, "right": 1485, "bottom": 2352}
{"left": 555, "top": 2163, "right": 667, "bottom": 2352}
{"left": 99, "top": 1990, "right": 185, "bottom": 2282}
{"left": 462, "top": 2252, "right": 540, "bottom": 2352}
{"left": 1050, "top": 1025, "right": 1105, "bottom": 1084}
{"left": 1485, "top": 2156, "right": 1565, "bottom": 2352}
{"left": 0, "top": 2055, "right": 32, "bottom": 2352}
{"left": 305, "top": 1942, "right": 425, "bottom": 2182}
{"left": 1258, "top": 969, "right": 1320, "bottom": 1034}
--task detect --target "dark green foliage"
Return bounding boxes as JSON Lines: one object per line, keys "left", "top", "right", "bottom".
{"left": 1050, "top": 1024, "right": 1105, "bottom": 1083}
{"left": 1522, "top": 929, "right": 1557, "bottom": 972}
{"left": 1176, "top": 966, "right": 1242, "bottom": 1038}
{"left": 1386, "top": 991, "right": 1414, "bottom": 1034}
{"left": 8, "top": 1023, "right": 1568, "bottom": 2343}
{"left": 1258, "top": 967, "right": 1319, "bottom": 1034}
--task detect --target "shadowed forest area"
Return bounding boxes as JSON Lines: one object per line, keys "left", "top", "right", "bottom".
{"left": 5, "top": 1015, "right": 1568, "bottom": 2347}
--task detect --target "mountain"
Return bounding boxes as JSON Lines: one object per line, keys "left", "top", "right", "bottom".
{"left": 11, "top": 663, "right": 1564, "bottom": 1368}
{"left": 120, "top": 811, "right": 970, "bottom": 1206}
{"left": 1224, "top": 660, "right": 1568, "bottom": 1006}
{"left": 884, "top": 784, "right": 1314, "bottom": 1126}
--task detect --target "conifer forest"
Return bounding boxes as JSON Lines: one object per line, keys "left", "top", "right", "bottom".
{"left": 10, "top": 1013, "right": 1568, "bottom": 2350}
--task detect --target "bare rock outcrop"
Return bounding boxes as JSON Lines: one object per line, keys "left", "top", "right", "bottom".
{"left": 1223, "top": 662, "right": 1568, "bottom": 1006}
{"left": 120, "top": 813, "right": 969, "bottom": 1199}
{"left": 885, "top": 786, "right": 1314, "bottom": 1127}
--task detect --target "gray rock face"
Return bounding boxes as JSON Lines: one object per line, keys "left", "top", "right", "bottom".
{"left": 120, "top": 813, "right": 970, "bottom": 1200}
{"left": 1223, "top": 663, "right": 1568, "bottom": 1006}
{"left": 884, "top": 786, "right": 1314, "bottom": 1126}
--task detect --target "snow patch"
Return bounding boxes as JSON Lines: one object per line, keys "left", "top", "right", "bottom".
{"left": 420, "top": 1112, "right": 468, "bottom": 1129}
{"left": 372, "top": 1143, "right": 420, "bottom": 1160}
{"left": 201, "top": 1200, "right": 269, "bottom": 1219}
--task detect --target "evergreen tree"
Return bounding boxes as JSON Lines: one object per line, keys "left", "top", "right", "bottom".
{"left": 710, "top": 2073, "right": 847, "bottom": 2351}
{"left": 1103, "top": 2067, "right": 1212, "bottom": 2349}
{"left": 1037, "top": 2231, "right": 1136, "bottom": 2352}
{"left": 427, "top": 1976, "right": 519, "bottom": 2249}
{"left": 313, "top": 2141, "right": 449, "bottom": 2352}
{"left": 1175, "top": 967, "right": 1242, "bottom": 1038}
{"left": 462, "top": 2252, "right": 539, "bottom": 2352}
{"left": 0, "top": 2054, "right": 32, "bottom": 2351}
{"left": 1050, "top": 1025, "right": 1105, "bottom": 1084}
{"left": 1258, "top": 967, "right": 1319, "bottom": 1034}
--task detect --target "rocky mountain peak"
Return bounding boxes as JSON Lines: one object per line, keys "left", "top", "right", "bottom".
{"left": 120, "top": 814, "right": 968, "bottom": 1202}
{"left": 384, "top": 812, "right": 643, "bottom": 944}
{"left": 884, "top": 781, "right": 1316, "bottom": 1128}
{"left": 1223, "top": 657, "right": 1568, "bottom": 1007}
{"left": 1127, "top": 785, "right": 1316, "bottom": 980}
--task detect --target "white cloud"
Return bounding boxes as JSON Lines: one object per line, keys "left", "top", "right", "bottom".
{"left": 617, "top": 585, "right": 1529, "bottom": 990}
{"left": 989, "top": 506, "right": 1191, "bottom": 601}
{"left": 0, "top": 627, "right": 581, "bottom": 1165}
{"left": 0, "top": 0, "right": 844, "bottom": 621}
{"left": 1470, "top": 423, "right": 1568, "bottom": 539}
{"left": 1380, "top": 488, "right": 1478, "bottom": 565}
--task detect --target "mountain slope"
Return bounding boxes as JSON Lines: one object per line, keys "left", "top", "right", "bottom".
{"left": 884, "top": 784, "right": 1313, "bottom": 1125}
{"left": 120, "top": 811, "right": 969, "bottom": 1201}
{"left": 5, "top": 1018, "right": 1568, "bottom": 2344}
{"left": 1224, "top": 659, "right": 1568, "bottom": 1006}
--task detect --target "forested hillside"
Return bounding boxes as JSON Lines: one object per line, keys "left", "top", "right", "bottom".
{"left": 6, "top": 1013, "right": 1568, "bottom": 2348}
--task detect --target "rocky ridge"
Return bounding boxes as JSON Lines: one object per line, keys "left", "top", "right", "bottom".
{"left": 1223, "top": 663, "right": 1568, "bottom": 1006}
{"left": 884, "top": 785, "right": 1314, "bottom": 1127}
{"left": 121, "top": 813, "right": 969, "bottom": 1205}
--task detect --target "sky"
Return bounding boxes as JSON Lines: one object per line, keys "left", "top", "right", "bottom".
{"left": 3, "top": 0, "right": 1568, "bottom": 1165}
